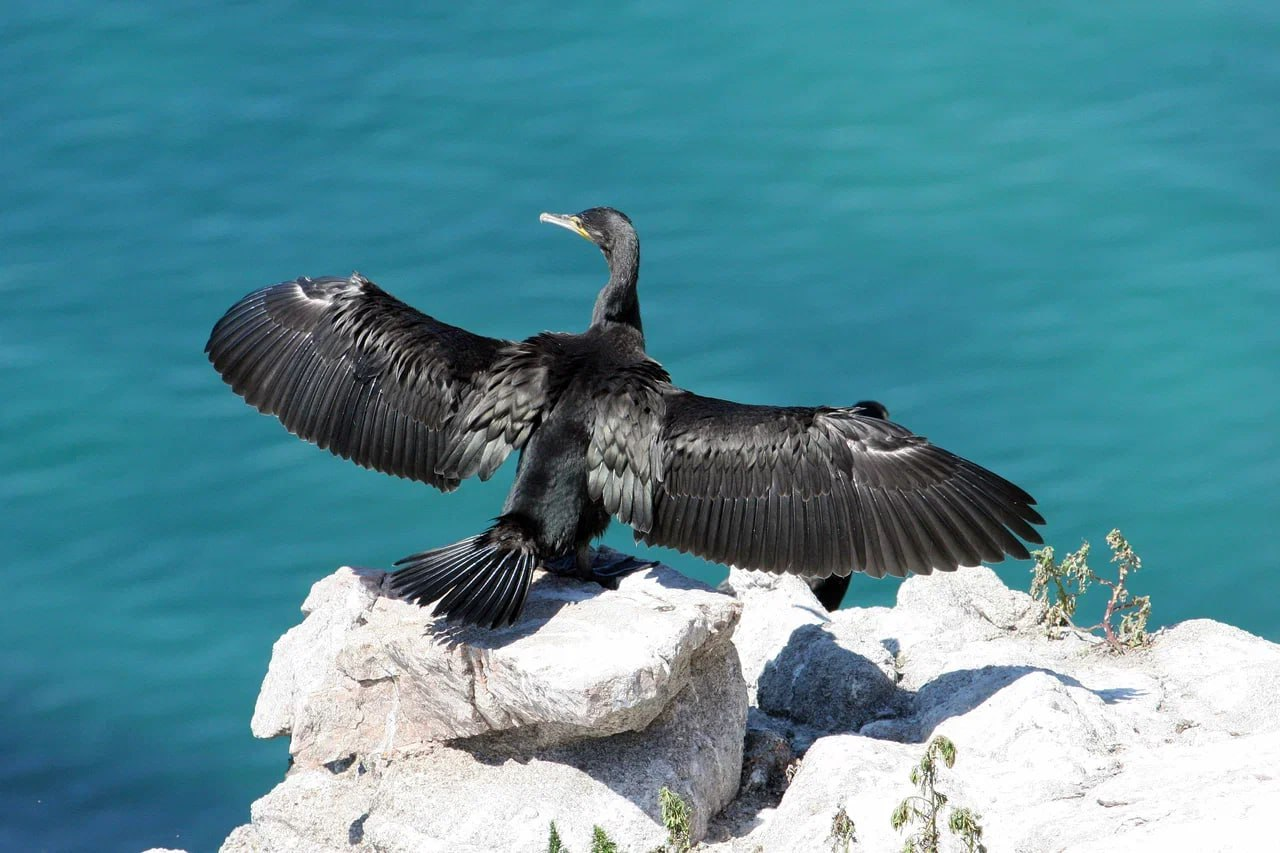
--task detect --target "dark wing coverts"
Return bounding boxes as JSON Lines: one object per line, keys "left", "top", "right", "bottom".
{"left": 590, "top": 376, "right": 1044, "bottom": 579}
{"left": 206, "top": 274, "right": 549, "bottom": 490}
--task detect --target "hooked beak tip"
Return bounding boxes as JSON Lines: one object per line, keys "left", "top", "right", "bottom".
{"left": 539, "top": 212, "right": 590, "bottom": 241}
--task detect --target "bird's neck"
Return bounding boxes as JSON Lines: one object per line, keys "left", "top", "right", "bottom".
{"left": 590, "top": 239, "right": 642, "bottom": 335}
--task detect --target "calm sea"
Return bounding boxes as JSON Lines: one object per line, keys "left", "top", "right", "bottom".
{"left": 2, "top": 2, "right": 1276, "bottom": 850}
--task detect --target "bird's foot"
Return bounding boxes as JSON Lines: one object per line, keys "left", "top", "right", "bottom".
{"left": 589, "top": 546, "right": 658, "bottom": 585}
{"left": 541, "top": 547, "right": 657, "bottom": 590}
{"left": 540, "top": 553, "right": 579, "bottom": 576}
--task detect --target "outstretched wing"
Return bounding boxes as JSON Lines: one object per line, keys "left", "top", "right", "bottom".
{"left": 206, "top": 273, "right": 549, "bottom": 490}
{"left": 589, "top": 376, "right": 1044, "bottom": 578}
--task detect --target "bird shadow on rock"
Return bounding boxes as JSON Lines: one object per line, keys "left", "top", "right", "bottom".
{"left": 758, "top": 625, "right": 902, "bottom": 737}
{"left": 895, "top": 663, "right": 1146, "bottom": 743}
{"left": 758, "top": 624, "right": 1147, "bottom": 746}
{"left": 360, "top": 568, "right": 615, "bottom": 651}
{"left": 349, "top": 564, "right": 392, "bottom": 587}
{"left": 366, "top": 552, "right": 712, "bottom": 652}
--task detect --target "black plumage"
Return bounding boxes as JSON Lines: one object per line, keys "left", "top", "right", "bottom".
{"left": 206, "top": 207, "right": 1044, "bottom": 628}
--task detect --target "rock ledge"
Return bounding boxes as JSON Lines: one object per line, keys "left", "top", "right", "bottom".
{"left": 223, "top": 562, "right": 746, "bottom": 852}
{"left": 216, "top": 561, "right": 1280, "bottom": 853}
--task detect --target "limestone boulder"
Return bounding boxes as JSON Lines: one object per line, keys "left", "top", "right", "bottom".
{"left": 253, "top": 564, "right": 741, "bottom": 768}
{"left": 220, "top": 558, "right": 1280, "bottom": 853}
{"left": 720, "top": 569, "right": 829, "bottom": 703}
{"left": 710, "top": 567, "right": 1280, "bottom": 852}
{"left": 222, "top": 562, "right": 747, "bottom": 852}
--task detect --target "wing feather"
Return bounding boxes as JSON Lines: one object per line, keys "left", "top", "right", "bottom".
{"left": 585, "top": 380, "right": 1043, "bottom": 579}
{"left": 207, "top": 274, "right": 551, "bottom": 489}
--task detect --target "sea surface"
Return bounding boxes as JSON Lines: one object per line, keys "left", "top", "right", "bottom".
{"left": 2, "top": 2, "right": 1277, "bottom": 850}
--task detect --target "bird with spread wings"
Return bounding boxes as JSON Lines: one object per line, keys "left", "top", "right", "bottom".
{"left": 207, "top": 207, "right": 1043, "bottom": 629}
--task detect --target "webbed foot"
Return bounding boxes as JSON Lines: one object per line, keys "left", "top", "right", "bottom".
{"left": 541, "top": 546, "right": 657, "bottom": 590}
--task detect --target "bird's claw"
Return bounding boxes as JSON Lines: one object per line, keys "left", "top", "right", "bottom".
{"left": 541, "top": 547, "right": 656, "bottom": 590}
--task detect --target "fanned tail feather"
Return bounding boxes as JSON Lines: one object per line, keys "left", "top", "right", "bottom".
{"left": 388, "top": 525, "right": 537, "bottom": 628}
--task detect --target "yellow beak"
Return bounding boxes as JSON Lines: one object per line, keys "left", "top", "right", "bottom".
{"left": 539, "top": 212, "right": 591, "bottom": 241}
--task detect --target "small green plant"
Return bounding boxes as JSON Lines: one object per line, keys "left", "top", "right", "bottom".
{"left": 1105, "top": 530, "right": 1151, "bottom": 648}
{"left": 658, "top": 786, "right": 693, "bottom": 852}
{"left": 551, "top": 787, "right": 693, "bottom": 853}
{"left": 590, "top": 825, "right": 619, "bottom": 853}
{"left": 828, "top": 803, "right": 857, "bottom": 852}
{"left": 947, "top": 809, "right": 985, "bottom": 853}
{"left": 891, "top": 736, "right": 986, "bottom": 853}
{"left": 1030, "top": 540, "right": 1091, "bottom": 633}
{"left": 1030, "top": 528, "right": 1151, "bottom": 651}
{"left": 548, "top": 820, "right": 567, "bottom": 853}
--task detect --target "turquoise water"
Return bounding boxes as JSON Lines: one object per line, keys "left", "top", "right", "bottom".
{"left": 3, "top": 2, "right": 1277, "bottom": 850}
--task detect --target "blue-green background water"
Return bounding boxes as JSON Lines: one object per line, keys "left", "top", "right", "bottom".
{"left": 3, "top": 2, "right": 1277, "bottom": 850}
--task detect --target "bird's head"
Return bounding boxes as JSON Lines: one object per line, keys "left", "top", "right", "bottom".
{"left": 853, "top": 400, "right": 891, "bottom": 420}
{"left": 539, "top": 207, "right": 636, "bottom": 257}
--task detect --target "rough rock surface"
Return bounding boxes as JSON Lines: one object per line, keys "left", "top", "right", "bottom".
{"left": 222, "top": 563, "right": 746, "bottom": 852}
{"left": 722, "top": 568, "right": 901, "bottom": 736}
{"left": 706, "top": 566, "right": 1280, "bottom": 852}
{"left": 254, "top": 564, "right": 741, "bottom": 766}
{"left": 218, "top": 559, "right": 1280, "bottom": 853}
{"left": 719, "top": 570, "right": 828, "bottom": 703}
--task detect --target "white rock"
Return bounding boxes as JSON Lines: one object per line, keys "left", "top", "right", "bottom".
{"left": 756, "top": 619, "right": 900, "bottom": 733}
{"left": 708, "top": 565, "right": 1280, "bottom": 852}
{"left": 225, "top": 557, "right": 1280, "bottom": 853}
{"left": 225, "top": 562, "right": 746, "bottom": 852}
{"left": 720, "top": 569, "right": 828, "bottom": 702}
{"left": 895, "top": 562, "right": 1041, "bottom": 635}
{"left": 224, "top": 645, "right": 745, "bottom": 853}
{"left": 220, "top": 768, "right": 373, "bottom": 853}
{"left": 366, "top": 648, "right": 744, "bottom": 852}
{"left": 730, "top": 726, "right": 1280, "bottom": 852}
{"left": 732, "top": 733, "right": 911, "bottom": 853}
{"left": 254, "top": 564, "right": 741, "bottom": 768}
{"left": 1042, "top": 731, "right": 1280, "bottom": 852}
{"left": 1147, "top": 619, "right": 1280, "bottom": 737}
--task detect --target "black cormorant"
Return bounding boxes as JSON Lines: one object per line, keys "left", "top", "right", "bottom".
{"left": 206, "top": 207, "right": 1043, "bottom": 628}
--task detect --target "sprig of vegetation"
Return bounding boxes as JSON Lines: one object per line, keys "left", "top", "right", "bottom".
{"left": 890, "top": 736, "right": 986, "bottom": 853}
{"left": 946, "top": 809, "right": 985, "bottom": 853}
{"left": 548, "top": 821, "right": 567, "bottom": 853}
{"left": 659, "top": 786, "right": 693, "bottom": 852}
{"left": 547, "top": 786, "right": 693, "bottom": 853}
{"left": 1104, "top": 530, "right": 1151, "bottom": 648}
{"left": 590, "top": 825, "right": 619, "bottom": 853}
{"left": 828, "top": 804, "right": 857, "bottom": 852}
{"left": 1029, "top": 541, "right": 1091, "bottom": 632}
{"left": 546, "top": 821, "right": 621, "bottom": 853}
{"left": 1029, "top": 529, "right": 1151, "bottom": 651}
